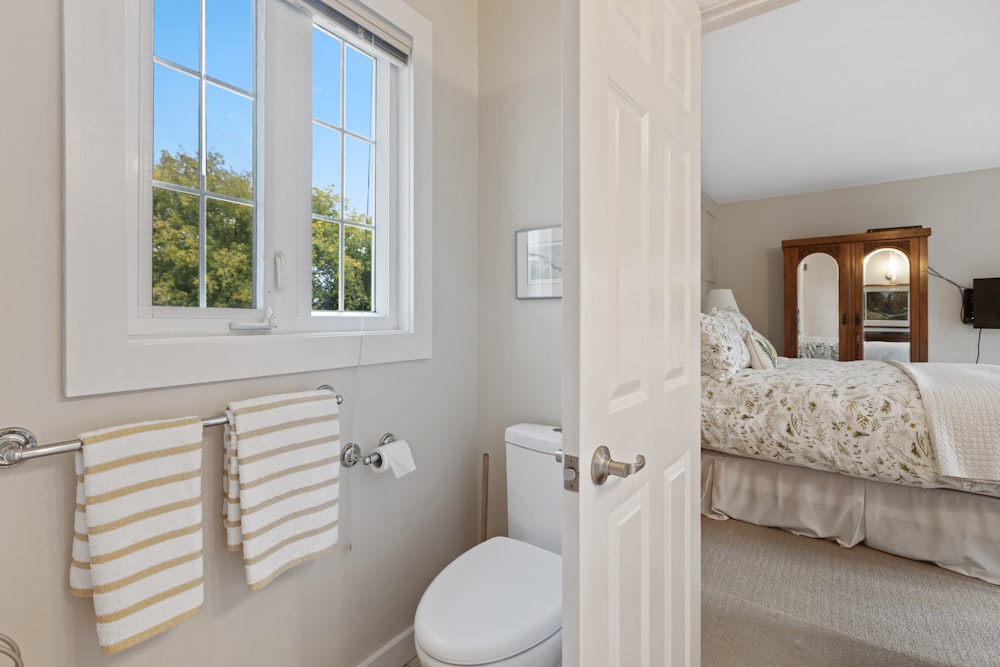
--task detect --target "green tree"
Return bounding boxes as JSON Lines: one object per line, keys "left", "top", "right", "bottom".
{"left": 311, "top": 185, "right": 372, "bottom": 312}
{"left": 152, "top": 149, "right": 371, "bottom": 312}
{"left": 343, "top": 225, "right": 372, "bottom": 311}
{"left": 152, "top": 149, "right": 254, "bottom": 308}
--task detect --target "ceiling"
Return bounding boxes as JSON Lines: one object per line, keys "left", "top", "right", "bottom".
{"left": 701, "top": 0, "right": 1000, "bottom": 204}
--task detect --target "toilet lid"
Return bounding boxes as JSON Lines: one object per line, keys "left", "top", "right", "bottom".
{"left": 415, "top": 537, "right": 562, "bottom": 665}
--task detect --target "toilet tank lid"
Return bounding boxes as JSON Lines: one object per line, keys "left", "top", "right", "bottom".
{"left": 504, "top": 423, "right": 562, "bottom": 455}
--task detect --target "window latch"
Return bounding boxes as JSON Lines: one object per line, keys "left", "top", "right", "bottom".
{"left": 230, "top": 307, "right": 278, "bottom": 333}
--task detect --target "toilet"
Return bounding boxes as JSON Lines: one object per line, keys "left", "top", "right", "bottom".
{"left": 414, "top": 424, "right": 563, "bottom": 667}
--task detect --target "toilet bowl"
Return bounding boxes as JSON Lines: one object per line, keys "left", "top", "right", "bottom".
{"left": 414, "top": 424, "right": 564, "bottom": 667}
{"left": 414, "top": 537, "right": 561, "bottom": 667}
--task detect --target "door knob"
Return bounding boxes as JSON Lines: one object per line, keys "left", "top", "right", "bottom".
{"left": 591, "top": 445, "right": 646, "bottom": 485}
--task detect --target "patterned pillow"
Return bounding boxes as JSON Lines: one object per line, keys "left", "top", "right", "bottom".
{"left": 700, "top": 312, "right": 751, "bottom": 381}
{"left": 746, "top": 329, "right": 778, "bottom": 370}
{"left": 713, "top": 307, "right": 753, "bottom": 338}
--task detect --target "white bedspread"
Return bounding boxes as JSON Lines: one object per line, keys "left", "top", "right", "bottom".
{"left": 863, "top": 341, "right": 909, "bottom": 362}
{"left": 890, "top": 362, "right": 1000, "bottom": 483}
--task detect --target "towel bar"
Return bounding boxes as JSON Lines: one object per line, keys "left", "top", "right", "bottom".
{"left": 0, "top": 385, "right": 343, "bottom": 468}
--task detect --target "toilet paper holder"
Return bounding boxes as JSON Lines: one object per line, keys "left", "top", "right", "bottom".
{"left": 341, "top": 433, "right": 397, "bottom": 468}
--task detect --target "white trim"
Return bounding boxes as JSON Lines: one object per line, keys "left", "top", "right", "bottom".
{"left": 64, "top": 0, "right": 432, "bottom": 396}
{"left": 699, "top": 0, "right": 797, "bottom": 33}
{"left": 355, "top": 626, "right": 415, "bottom": 667}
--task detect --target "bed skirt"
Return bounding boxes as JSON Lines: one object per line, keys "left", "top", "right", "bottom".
{"left": 701, "top": 449, "right": 1000, "bottom": 584}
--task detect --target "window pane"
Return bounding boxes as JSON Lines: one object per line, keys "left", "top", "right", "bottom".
{"left": 152, "top": 187, "right": 200, "bottom": 307}
{"left": 312, "top": 219, "right": 341, "bottom": 311}
{"left": 344, "top": 46, "right": 373, "bottom": 139}
{"left": 313, "top": 27, "right": 341, "bottom": 127}
{"left": 206, "top": 83, "right": 254, "bottom": 198}
{"left": 206, "top": 0, "right": 254, "bottom": 92}
{"left": 153, "top": 64, "right": 200, "bottom": 188}
{"left": 343, "top": 135, "right": 372, "bottom": 224}
{"left": 313, "top": 124, "right": 342, "bottom": 218}
{"left": 154, "top": 0, "right": 200, "bottom": 71}
{"left": 344, "top": 225, "right": 372, "bottom": 312}
{"left": 206, "top": 198, "right": 255, "bottom": 308}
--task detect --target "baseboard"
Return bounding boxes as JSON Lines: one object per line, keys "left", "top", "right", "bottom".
{"left": 356, "top": 626, "right": 416, "bottom": 667}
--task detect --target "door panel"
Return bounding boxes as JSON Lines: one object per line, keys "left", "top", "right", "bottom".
{"left": 563, "top": 0, "right": 702, "bottom": 664}
{"left": 663, "top": 451, "right": 694, "bottom": 665}
{"left": 608, "top": 485, "right": 650, "bottom": 666}
{"left": 607, "top": 85, "right": 651, "bottom": 409}
{"left": 663, "top": 134, "right": 693, "bottom": 387}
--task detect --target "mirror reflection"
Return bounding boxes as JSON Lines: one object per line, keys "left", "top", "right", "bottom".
{"left": 796, "top": 252, "right": 839, "bottom": 359}
{"left": 861, "top": 248, "right": 911, "bottom": 361}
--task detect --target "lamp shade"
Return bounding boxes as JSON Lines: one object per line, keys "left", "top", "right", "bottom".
{"left": 704, "top": 288, "right": 740, "bottom": 314}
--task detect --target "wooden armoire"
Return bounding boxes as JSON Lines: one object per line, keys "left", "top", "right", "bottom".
{"left": 782, "top": 227, "right": 930, "bottom": 362}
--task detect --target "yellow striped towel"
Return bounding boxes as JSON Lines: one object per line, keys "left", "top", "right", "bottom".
{"left": 223, "top": 390, "right": 340, "bottom": 591}
{"left": 69, "top": 417, "right": 205, "bottom": 654}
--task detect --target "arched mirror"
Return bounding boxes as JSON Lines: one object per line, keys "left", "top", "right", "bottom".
{"left": 860, "top": 248, "right": 911, "bottom": 361}
{"left": 796, "top": 252, "right": 840, "bottom": 359}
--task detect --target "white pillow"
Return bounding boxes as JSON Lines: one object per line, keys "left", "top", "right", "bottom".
{"left": 745, "top": 329, "right": 778, "bottom": 371}
{"left": 700, "top": 312, "right": 750, "bottom": 381}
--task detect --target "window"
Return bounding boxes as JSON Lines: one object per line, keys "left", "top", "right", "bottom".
{"left": 64, "top": 0, "right": 433, "bottom": 396}
{"left": 150, "top": 0, "right": 258, "bottom": 311}
{"left": 311, "top": 25, "right": 377, "bottom": 314}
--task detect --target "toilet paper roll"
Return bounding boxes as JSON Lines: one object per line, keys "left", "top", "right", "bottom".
{"left": 371, "top": 440, "right": 416, "bottom": 478}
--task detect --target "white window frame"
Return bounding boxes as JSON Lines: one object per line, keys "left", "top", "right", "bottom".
{"left": 64, "top": 0, "right": 432, "bottom": 396}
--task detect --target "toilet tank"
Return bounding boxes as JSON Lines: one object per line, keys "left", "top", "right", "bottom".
{"left": 505, "top": 423, "right": 562, "bottom": 555}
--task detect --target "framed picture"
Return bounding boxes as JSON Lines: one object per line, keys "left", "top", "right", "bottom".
{"left": 516, "top": 226, "right": 563, "bottom": 299}
{"left": 863, "top": 285, "right": 909, "bottom": 328}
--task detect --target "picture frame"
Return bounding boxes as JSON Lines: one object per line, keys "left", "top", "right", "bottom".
{"left": 516, "top": 226, "right": 563, "bottom": 299}
{"left": 863, "top": 285, "right": 910, "bottom": 328}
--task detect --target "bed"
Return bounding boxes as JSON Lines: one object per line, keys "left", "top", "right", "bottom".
{"left": 797, "top": 335, "right": 910, "bottom": 361}
{"left": 700, "top": 310, "right": 1000, "bottom": 584}
{"left": 797, "top": 335, "right": 839, "bottom": 360}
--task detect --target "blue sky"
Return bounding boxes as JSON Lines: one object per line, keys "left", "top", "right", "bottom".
{"left": 153, "top": 0, "right": 375, "bottom": 217}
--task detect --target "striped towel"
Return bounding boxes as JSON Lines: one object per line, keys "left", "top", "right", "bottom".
{"left": 223, "top": 390, "right": 340, "bottom": 591}
{"left": 69, "top": 417, "right": 205, "bottom": 654}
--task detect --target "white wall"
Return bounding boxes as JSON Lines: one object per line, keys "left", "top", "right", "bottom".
{"left": 713, "top": 167, "right": 1000, "bottom": 364}
{"left": 701, "top": 193, "right": 721, "bottom": 306}
{"left": 477, "top": 0, "right": 563, "bottom": 540}
{"left": 0, "top": 1, "right": 480, "bottom": 665}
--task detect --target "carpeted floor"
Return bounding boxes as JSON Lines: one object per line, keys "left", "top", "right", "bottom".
{"left": 702, "top": 516, "right": 1000, "bottom": 667}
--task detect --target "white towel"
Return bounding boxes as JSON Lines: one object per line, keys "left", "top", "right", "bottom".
{"left": 224, "top": 390, "right": 340, "bottom": 591}
{"left": 69, "top": 417, "right": 205, "bottom": 654}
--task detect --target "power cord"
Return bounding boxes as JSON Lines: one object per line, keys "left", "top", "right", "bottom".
{"left": 928, "top": 266, "right": 969, "bottom": 323}
{"left": 928, "top": 266, "right": 984, "bottom": 364}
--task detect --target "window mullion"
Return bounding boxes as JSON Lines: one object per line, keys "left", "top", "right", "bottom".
{"left": 198, "top": 0, "right": 208, "bottom": 309}
{"left": 373, "top": 56, "right": 391, "bottom": 317}
{"left": 251, "top": 0, "right": 264, "bottom": 310}
{"left": 338, "top": 37, "right": 347, "bottom": 311}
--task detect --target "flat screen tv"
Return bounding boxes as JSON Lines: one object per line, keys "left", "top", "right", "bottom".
{"left": 973, "top": 278, "right": 1000, "bottom": 329}
{"left": 863, "top": 285, "right": 909, "bottom": 328}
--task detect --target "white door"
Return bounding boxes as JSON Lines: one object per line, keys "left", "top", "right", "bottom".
{"left": 561, "top": 0, "right": 702, "bottom": 665}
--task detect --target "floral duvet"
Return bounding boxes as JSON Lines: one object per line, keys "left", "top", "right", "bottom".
{"left": 701, "top": 357, "right": 1000, "bottom": 498}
